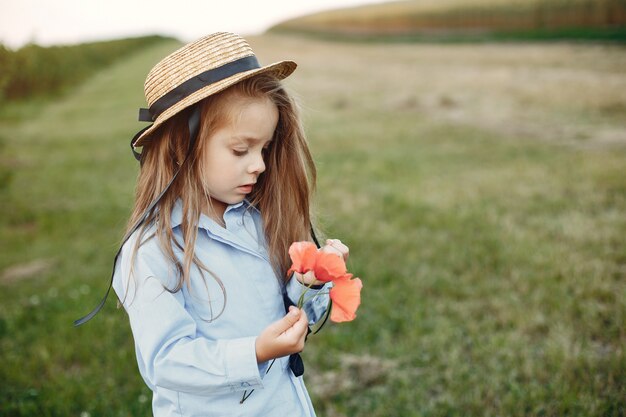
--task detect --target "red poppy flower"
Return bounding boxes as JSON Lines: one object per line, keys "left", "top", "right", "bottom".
{"left": 313, "top": 251, "right": 347, "bottom": 282}
{"left": 330, "top": 276, "right": 362, "bottom": 323}
{"left": 288, "top": 241, "right": 363, "bottom": 323}
{"left": 287, "top": 241, "right": 318, "bottom": 276}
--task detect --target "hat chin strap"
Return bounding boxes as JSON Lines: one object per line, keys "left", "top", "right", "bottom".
{"left": 75, "top": 107, "right": 327, "bottom": 333}
{"left": 73, "top": 107, "right": 201, "bottom": 326}
{"left": 130, "top": 126, "right": 150, "bottom": 162}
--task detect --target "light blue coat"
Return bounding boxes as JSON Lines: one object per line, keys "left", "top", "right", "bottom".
{"left": 112, "top": 199, "right": 330, "bottom": 417}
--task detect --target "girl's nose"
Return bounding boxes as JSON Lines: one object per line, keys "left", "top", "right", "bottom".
{"left": 248, "top": 152, "right": 266, "bottom": 175}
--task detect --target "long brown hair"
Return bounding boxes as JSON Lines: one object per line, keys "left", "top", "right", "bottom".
{"left": 125, "top": 74, "right": 316, "bottom": 318}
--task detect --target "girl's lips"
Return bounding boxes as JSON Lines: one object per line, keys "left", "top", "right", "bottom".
{"left": 238, "top": 184, "right": 254, "bottom": 193}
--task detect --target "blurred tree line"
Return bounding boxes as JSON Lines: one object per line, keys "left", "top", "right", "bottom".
{"left": 0, "top": 35, "right": 172, "bottom": 103}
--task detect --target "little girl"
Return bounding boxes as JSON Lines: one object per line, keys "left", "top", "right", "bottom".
{"left": 105, "top": 33, "right": 348, "bottom": 416}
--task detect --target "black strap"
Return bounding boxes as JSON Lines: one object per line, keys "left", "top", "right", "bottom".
{"left": 139, "top": 55, "right": 260, "bottom": 122}
{"left": 74, "top": 106, "right": 201, "bottom": 326}
{"left": 138, "top": 108, "right": 152, "bottom": 123}
{"left": 76, "top": 105, "right": 330, "bottom": 331}
{"left": 310, "top": 225, "right": 320, "bottom": 248}
{"left": 130, "top": 124, "right": 153, "bottom": 162}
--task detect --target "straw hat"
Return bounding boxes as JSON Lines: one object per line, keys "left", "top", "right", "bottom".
{"left": 132, "top": 32, "right": 297, "bottom": 147}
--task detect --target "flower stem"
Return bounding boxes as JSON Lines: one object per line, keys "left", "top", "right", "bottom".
{"left": 297, "top": 279, "right": 316, "bottom": 308}
{"left": 302, "top": 291, "right": 329, "bottom": 306}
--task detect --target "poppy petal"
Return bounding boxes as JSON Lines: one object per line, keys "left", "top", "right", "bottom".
{"left": 334, "top": 272, "right": 353, "bottom": 282}
{"left": 288, "top": 241, "right": 318, "bottom": 275}
{"left": 314, "top": 251, "right": 347, "bottom": 282}
{"left": 329, "top": 278, "right": 362, "bottom": 323}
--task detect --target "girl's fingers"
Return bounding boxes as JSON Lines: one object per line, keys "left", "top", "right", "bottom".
{"left": 282, "top": 309, "right": 308, "bottom": 351}
{"left": 271, "top": 307, "right": 301, "bottom": 335}
{"left": 294, "top": 270, "right": 322, "bottom": 285}
{"left": 257, "top": 308, "right": 309, "bottom": 362}
{"left": 323, "top": 239, "right": 349, "bottom": 260}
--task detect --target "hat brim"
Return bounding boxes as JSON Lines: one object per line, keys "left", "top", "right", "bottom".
{"left": 133, "top": 59, "right": 297, "bottom": 147}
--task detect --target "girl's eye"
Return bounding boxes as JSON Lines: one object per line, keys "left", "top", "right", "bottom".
{"left": 233, "top": 149, "right": 248, "bottom": 156}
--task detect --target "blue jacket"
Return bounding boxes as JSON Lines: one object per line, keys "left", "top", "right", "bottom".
{"left": 112, "top": 199, "right": 330, "bottom": 416}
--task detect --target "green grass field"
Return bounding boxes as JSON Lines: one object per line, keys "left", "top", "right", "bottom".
{"left": 1, "top": 35, "right": 625, "bottom": 416}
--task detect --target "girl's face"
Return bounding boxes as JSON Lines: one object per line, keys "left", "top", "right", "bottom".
{"left": 201, "top": 95, "right": 279, "bottom": 220}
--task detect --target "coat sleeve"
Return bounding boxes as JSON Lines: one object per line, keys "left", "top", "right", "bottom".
{"left": 285, "top": 276, "right": 331, "bottom": 325}
{"left": 113, "top": 234, "right": 266, "bottom": 396}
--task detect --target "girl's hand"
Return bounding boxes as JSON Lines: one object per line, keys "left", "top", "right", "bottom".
{"left": 294, "top": 239, "right": 350, "bottom": 286}
{"left": 255, "top": 306, "right": 309, "bottom": 363}
{"left": 321, "top": 239, "right": 349, "bottom": 261}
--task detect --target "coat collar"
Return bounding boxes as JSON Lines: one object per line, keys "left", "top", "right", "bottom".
{"left": 170, "top": 199, "right": 258, "bottom": 231}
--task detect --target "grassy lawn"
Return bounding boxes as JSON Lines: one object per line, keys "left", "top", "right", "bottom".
{"left": 1, "top": 35, "right": 625, "bottom": 416}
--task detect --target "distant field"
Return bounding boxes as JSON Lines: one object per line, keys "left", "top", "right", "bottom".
{"left": 271, "top": 0, "right": 626, "bottom": 41}
{"left": 1, "top": 34, "right": 625, "bottom": 416}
